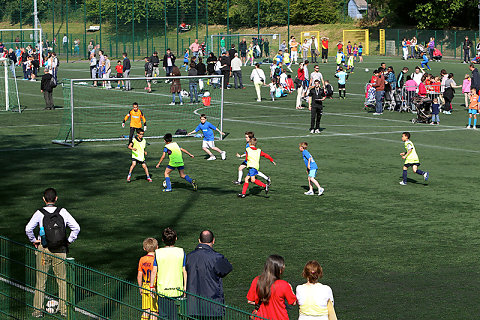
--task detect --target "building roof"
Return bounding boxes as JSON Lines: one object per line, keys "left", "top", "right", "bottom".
{"left": 352, "top": 0, "right": 368, "bottom": 10}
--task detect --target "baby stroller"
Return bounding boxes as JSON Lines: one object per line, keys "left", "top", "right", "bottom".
{"left": 411, "top": 96, "right": 432, "bottom": 124}
{"left": 364, "top": 83, "right": 377, "bottom": 111}
{"left": 414, "top": 44, "right": 426, "bottom": 59}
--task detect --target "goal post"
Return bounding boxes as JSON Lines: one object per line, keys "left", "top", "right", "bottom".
{"left": 53, "top": 75, "right": 224, "bottom": 147}
{"left": 210, "top": 34, "right": 281, "bottom": 58}
{"left": 343, "top": 29, "right": 369, "bottom": 55}
{"left": 0, "top": 58, "right": 20, "bottom": 113}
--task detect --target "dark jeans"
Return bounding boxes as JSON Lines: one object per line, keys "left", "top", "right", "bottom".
{"left": 375, "top": 90, "right": 384, "bottom": 113}
{"left": 310, "top": 105, "right": 323, "bottom": 130}
{"left": 221, "top": 70, "right": 229, "bottom": 88}
{"left": 165, "top": 66, "right": 173, "bottom": 76}
{"left": 232, "top": 70, "right": 243, "bottom": 88}
{"left": 43, "top": 91, "right": 54, "bottom": 109}
{"left": 428, "top": 48, "right": 434, "bottom": 60}
{"left": 464, "top": 50, "right": 471, "bottom": 62}
{"left": 189, "top": 83, "right": 198, "bottom": 102}
{"left": 311, "top": 49, "right": 318, "bottom": 62}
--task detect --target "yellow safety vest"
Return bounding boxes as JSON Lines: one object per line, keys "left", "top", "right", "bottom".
{"left": 154, "top": 247, "right": 184, "bottom": 297}
{"left": 246, "top": 147, "right": 261, "bottom": 169}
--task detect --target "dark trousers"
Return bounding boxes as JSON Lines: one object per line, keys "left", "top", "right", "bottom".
{"left": 221, "top": 70, "right": 229, "bottom": 88}
{"left": 43, "top": 91, "right": 54, "bottom": 109}
{"left": 310, "top": 105, "right": 323, "bottom": 130}
{"left": 165, "top": 66, "right": 173, "bottom": 76}
{"left": 233, "top": 70, "right": 243, "bottom": 88}
{"left": 311, "top": 49, "right": 317, "bottom": 62}
{"left": 464, "top": 50, "right": 471, "bottom": 62}
{"left": 129, "top": 127, "right": 138, "bottom": 144}
{"left": 428, "top": 48, "right": 434, "bottom": 60}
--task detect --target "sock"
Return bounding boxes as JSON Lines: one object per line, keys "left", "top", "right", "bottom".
{"left": 257, "top": 171, "right": 268, "bottom": 180}
{"left": 254, "top": 180, "right": 266, "bottom": 188}
{"left": 165, "top": 177, "right": 171, "bottom": 189}
{"left": 184, "top": 175, "right": 193, "bottom": 183}
{"left": 127, "top": 173, "right": 131, "bottom": 177}
{"left": 475, "top": 118, "right": 477, "bottom": 127}
{"left": 468, "top": 118, "right": 472, "bottom": 126}
{"left": 402, "top": 170, "right": 407, "bottom": 183}
{"left": 416, "top": 169, "right": 425, "bottom": 175}
{"left": 238, "top": 171, "right": 243, "bottom": 182}
{"left": 338, "top": 90, "right": 341, "bottom": 97}
{"left": 146, "top": 175, "right": 151, "bottom": 179}
{"left": 242, "top": 182, "right": 249, "bottom": 194}
{"left": 343, "top": 89, "right": 346, "bottom": 97}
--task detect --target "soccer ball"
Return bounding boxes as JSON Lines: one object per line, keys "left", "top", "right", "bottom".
{"left": 163, "top": 180, "right": 167, "bottom": 188}
{"left": 365, "top": 68, "right": 369, "bottom": 72}
{"left": 46, "top": 300, "right": 59, "bottom": 314}
{"left": 203, "top": 91, "right": 210, "bottom": 97}
{"left": 180, "top": 90, "right": 189, "bottom": 97}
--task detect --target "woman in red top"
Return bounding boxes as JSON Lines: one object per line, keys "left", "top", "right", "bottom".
{"left": 247, "top": 255, "right": 297, "bottom": 320}
{"left": 296, "top": 63, "right": 306, "bottom": 109}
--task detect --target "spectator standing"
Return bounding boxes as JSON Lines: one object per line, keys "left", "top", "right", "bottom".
{"left": 302, "top": 39, "right": 310, "bottom": 62}
{"left": 123, "top": 52, "right": 131, "bottom": 90}
{"left": 396, "top": 67, "right": 409, "bottom": 89}
{"left": 186, "top": 230, "right": 232, "bottom": 318}
{"left": 296, "top": 260, "right": 337, "bottom": 320}
{"left": 206, "top": 52, "right": 217, "bottom": 75}
{"left": 290, "top": 37, "right": 299, "bottom": 64}
{"left": 308, "top": 79, "right": 326, "bottom": 134}
{"left": 264, "top": 38, "right": 270, "bottom": 57}
{"left": 188, "top": 63, "right": 199, "bottom": 103}
{"left": 247, "top": 255, "right": 297, "bottom": 320}
{"left": 220, "top": 37, "right": 226, "bottom": 54}
{"left": 196, "top": 57, "right": 206, "bottom": 90}
{"left": 410, "top": 37, "right": 417, "bottom": 59}
{"left": 462, "top": 74, "right": 471, "bottom": 107}
{"left": 170, "top": 65, "right": 183, "bottom": 105}
{"left": 279, "top": 40, "right": 287, "bottom": 53}
{"left": 25, "top": 188, "right": 80, "bottom": 318}
{"left": 296, "top": 62, "right": 306, "bottom": 109}
{"left": 150, "top": 51, "right": 160, "bottom": 81}
{"left": 104, "top": 55, "right": 112, "bottom": 89}
{"left": 189, "top": 39, "right": 201, "bottom": 58}
{"left": 427, "top": 37, "right": 435, "bottom": 61}
{"left": 321, "top": 37, "right": 329, "bottom": 63}
{"left": 469, "top": 64, "right": 480, "bottom": 94}
{"left": 239, "top": 38, "right": 247, "bottom": 65}
{"left": 309, "top": 65, "right": 324, "bottom": 88}
{"left": 62, "top": 34, "right": 68, "bottom": 53}
{"left": 250, "top": 63, "right": 266, "bottom": 101}
{"left": 89, "top": 53, "right": 97, "bottom": 86}
{"left": 231, "top": 53, "right": 244, "bottom": 89}
{"left": 310, "top": 36, "right": 319, "bottom": 63}
{"left": 163, "top": 48, "right": 176, "bottom": 76}
{"left": 74, "top": 39, "right": 80, "bottom": 55}
{"left": 228, "top": 45, "right": 237, "bottom": 63}
{"left": 40, "top": 68, "right": 55, "bottom": 110}
{"left": 463, "top": 36, "right": 473, "bottom": 64}
{"left": 220, "top": 52, "right": 230, "bottom": 89}
{"left": 443, "top": 73, "right": 458, "bottom": 114}
{"left": 372, "top": 69, "right": 385, "bottom": 115}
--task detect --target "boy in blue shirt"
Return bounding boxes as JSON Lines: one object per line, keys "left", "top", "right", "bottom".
{"left": 188, "top": 114, "right": 226, "bottom": 160}
{"left": 421, "top": 52, "right": 431, "bottom": 70}
{"left": 299, "top": 142, "right": 324, "bottom": 195}
{"left": 335, "top": 67, "right": 348, "bottom": 99}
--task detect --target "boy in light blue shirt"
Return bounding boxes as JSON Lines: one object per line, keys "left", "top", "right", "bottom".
{"left": 335, "top": 67, "right": 348, "bottom": 99}
{"left": 188, "top": 114, "right": 226, "bottom": 160}
{"left": 299, "top": 142, "right": 324, "bottom": 195}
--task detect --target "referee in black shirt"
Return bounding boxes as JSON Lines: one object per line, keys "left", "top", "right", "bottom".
{"left": 308, "top": 79, "right": 326, "bottom": 133}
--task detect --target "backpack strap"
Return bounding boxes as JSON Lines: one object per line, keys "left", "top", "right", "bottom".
{"left": 39, "top": 207, "right": 62, "bottom": 216}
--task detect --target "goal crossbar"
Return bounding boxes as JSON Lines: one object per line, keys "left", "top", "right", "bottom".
{"left": 210, "top": 33, "right": 281, "bottom": 54}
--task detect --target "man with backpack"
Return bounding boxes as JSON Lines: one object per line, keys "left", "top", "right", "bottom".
{"left": 40, "top": 68, "right": 56, "bottom": 110}
{"left": 25, "top": 188, "right": 80, "bottom": 318}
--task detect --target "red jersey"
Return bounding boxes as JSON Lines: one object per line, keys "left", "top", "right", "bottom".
{"left": 321, "top": 40, "right": 328, "bottom": 49}
{"left": 115, "top": 65, "right": 123, "bottom": 74}
{"left": 247, "top": 277, "right": 297, "bottom": 320}
{"left": 337, "top": 43, "right": 343, "bottom": 51}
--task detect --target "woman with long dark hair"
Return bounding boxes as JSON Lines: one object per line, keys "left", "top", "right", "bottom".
{"left": 247, "top": 255, "right": 297, "bottom": 320}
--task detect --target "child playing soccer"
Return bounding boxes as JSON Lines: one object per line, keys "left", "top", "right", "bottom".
{"left": 137, "top": 237, "right": 159, "bottom": 320}
{"left": 123, "top": 102, "right": 147, "bottom": 145}
{"left": 335, "top": 51, "right": 344, "bottom": 70}
{"left": 155, "top": 133, "right": 197, "bottom": 192}
{"left": 421, "top": 52, "right": 431, "bottom": 70}
{"left": 234, "top": 132, "right": 271, "bottom": 185}
{"left": 238, "top": 138, "right": 276, "bottom": 198}
{"left": 188, "top": 114, "right": 226, "bottom": 160}
{"left": 127, "top": 129, "right": 152, "bottom": 183}
{"left": 346, "top": 54, "right": 355, "bottom": 73}
{"left": 115, "top": 60, "right": 124, "bottom": 89}
{"left": 467, "top": 87, "right": 478, "bottom": 129}
{"left": 335, "top": 67, "right": 348, "bottom": 99}
{"left": 299, "top": 142, "right": 324, "bottom": 195}
{"left": 399, "top": 132, "right": 429, "bottom": 185}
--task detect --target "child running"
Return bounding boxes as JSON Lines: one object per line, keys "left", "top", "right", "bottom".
{"left": 188, "top": 114, "right": 226, "bottom": 160}
{"left": 127, "top": 128, "right": 152, "bottom": 183}
{"left": 467, "top": 87, "right": 478, "bottom": 129}
{"left": 399, "top": 132, "right": 429, "bottom": 185}
{"left": 234, "top": 131, "right": 271, "bottom": 185}
{"left": 137, "top": 237, "right": 159, "bottom": 320}
{"left": 238, "top": 138, "right": 276, "bottom": 198}
{"left": 299, "top": 142, "right": 324, "bottom": 195}
{"left": 156, "top": 133, "right": 197, "bottom": 192}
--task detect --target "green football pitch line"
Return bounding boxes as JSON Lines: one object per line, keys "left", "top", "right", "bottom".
{"left": 0, "top": 56, "right": 479, "bottom": 319}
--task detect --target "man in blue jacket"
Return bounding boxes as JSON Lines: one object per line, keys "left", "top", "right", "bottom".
{"left": 186, "top": 230, "right": 233, "bottom": 318}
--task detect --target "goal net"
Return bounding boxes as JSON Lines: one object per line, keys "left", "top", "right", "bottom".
{"left": 0, "top": 58, "right": 20, "bottom": 113}
{"left": 53, "top": 75, "right": 224, "bottom": 147}
{"left": 210, "top": 34, "right": 281, "bottom": 60}
{"left": 342, "top": 29, "right": 369, "bottom": 55}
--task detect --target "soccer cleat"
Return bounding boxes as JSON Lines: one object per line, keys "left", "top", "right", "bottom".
{"left": 399, "top": 181, "right": 407, "bottom": 185}
{"left": 207, "top": 156, "right": 216, "bottom": 161}
{"left": 266, "top": 177, "right": 271, "bottom": 186}
{"left": 147, "top": 178, "right": 153, "bottom": 182}
{"left": 169, "top": 102, "right": 175, "bottom": 105}
{"left": 318, "top": 187, "right": 325, "bottom": 196}
{"left": 423, "top": 172, "right": 429, "bottom": 181}
{"left": 221, "top": 151, "right": 227, "bottom": 160}
{"left": 127, "top": 175, "right": 131, "bottom": 183}
{"left": 265, "top": 184, "right": 269, "bottom": 194}
{"left": 310, "top": 129, "right": 315, "bottom": 134}
{"left": 232, "top": 180, "right": 241, "bottom": 185}
{"left": 466, "top": 126, "right": 472, "bottom": 129}
{"left": 163, "top": 188, "right": 172, "bottom": 192}
{"left": 304, "top": 190, "right": 314, "bottom": 195}
{"left": 237, "top": 193, "right": 246, "bottom": 198}
{"left": 314, "top": 129, "right": 321, "bottom": 134}
{"left": 192, "top": 179, "right": 198, "bottom": 191}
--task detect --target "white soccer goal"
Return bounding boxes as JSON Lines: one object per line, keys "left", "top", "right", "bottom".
{"left": 210, "top": 34, "right": 281, "bottom": 58}
{"left": 0, "top": 58, "right": 20, "bottom": 113}
{"left": 53, "top": 75, "right": 225, "bottom": 147}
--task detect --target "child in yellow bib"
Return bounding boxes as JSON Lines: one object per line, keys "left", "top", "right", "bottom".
{"left": 399, "top": 132, "right": 429, "bottom": 185}
{"left": 127, "top": 128, "right": 152, "bottom": 182}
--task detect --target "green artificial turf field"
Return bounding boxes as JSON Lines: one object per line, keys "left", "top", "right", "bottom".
{"left": 1, "top": 56, "right": 479, "bottom": 319}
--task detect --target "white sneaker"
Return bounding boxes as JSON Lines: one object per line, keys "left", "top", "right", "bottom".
{"left": 180, "top": 102, "right": 184, "bottom": 105}
{"left": 207, "top": 156, "right": 216, "bottom": 161}
{"left": 169, "top": 102, "right": 175, "bottom": 105}
{"left": 372, "top": 113, "right": 382, "bottom": 115}
{"left": 399, "top": 181, "right": 407, "bottom": 185}
{"left": 256, "top": 99, "right": 261, "bottom": 102}
{"left": 473, "top": 127, "right": 478, "bottom": 130}
{"left": 467, "top": 126, "right": 472, "bottom": 129}
{"left": 310, "top": 129, "right": 315, "bottom": 134}
{"left": 304, "top": 190, "right": 314, "bottom": 195}
{"left": 318, "top": 187, "right": 324, "bottom": 196}
{"left": 314, "top": 129, "right": 321, "bottom": 133}
{"left": 221, "top": 151, "right": 226, "bottom": 160}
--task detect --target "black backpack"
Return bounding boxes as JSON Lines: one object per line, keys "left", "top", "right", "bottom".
{"left": 50, "top": 76, "right": 57, "bottom": 89}
{"left": 40, "top": 207, "right": 67, "bottom": 251}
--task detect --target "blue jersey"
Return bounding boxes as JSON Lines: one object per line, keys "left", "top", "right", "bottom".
{"left": 194, "top": 121, "right": 217, "bottom": 141}
{"left": 335, "top": 71, "right": 347, "bottom": 85}
{"left": 302, "top": 150, "right": 318, "bottom": 170}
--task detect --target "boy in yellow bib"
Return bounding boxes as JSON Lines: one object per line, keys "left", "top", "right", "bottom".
{"left": 127, "top": 128, "right": 152, "bottom": 182}
{"left": 399, "top": 132, "right": 429, "bottom": 185}
{"left": 156, "top": 133, "right": 197, "bottom": 192}
{"left": 238, "top": 138, "right": 276, "bottom": 198}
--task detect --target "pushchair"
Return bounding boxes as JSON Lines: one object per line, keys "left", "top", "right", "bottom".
{"left": 414, "top": 44, "right": 426, "bottom": 59}
{"left": 364, "top": 83, "right": 377, "bottom": 111}
{"left": 411, "top": 96, "right": 432, "bottom": 124}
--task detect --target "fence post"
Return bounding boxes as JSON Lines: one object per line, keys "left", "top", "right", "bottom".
{"left": 146, "top": 0, "right": 149, "bottom": 58}
{"left": 116, "top": 0, "right": 118, "bottom": 58}
{"left": 52, "top": 0, "right": 55, "bottom": 52}
{"left": 454, "top": 31, "right": 457, "bottom": 59}
{"left": 397, "top": 29, "right": 400, "bottom": 56}
{"left": 83, "top": 0, "right": 86, "bottom": 59}
{"left": 176, "top": 0, "right": 179, "bottom": 55}
{"left": 66, "top": 258, "right": 75, "bottom": 320}
{"left": 132, "top": 0, "right": 135, "bottom": 61}
{"left": 66, "top": 0, "right": 69, "bottom": 63}
{"left": 164, "top": 0, "right": 167, "bottom": 53}
{"left": 99, "top": 0, "right": 102, "bottom": 50}
{"left": 206, "top": 0, "right": 209, "bottom": 52}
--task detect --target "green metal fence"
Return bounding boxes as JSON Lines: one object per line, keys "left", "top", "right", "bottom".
{"left": 0, "top": 235, "right": 265, "bottom": 319}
